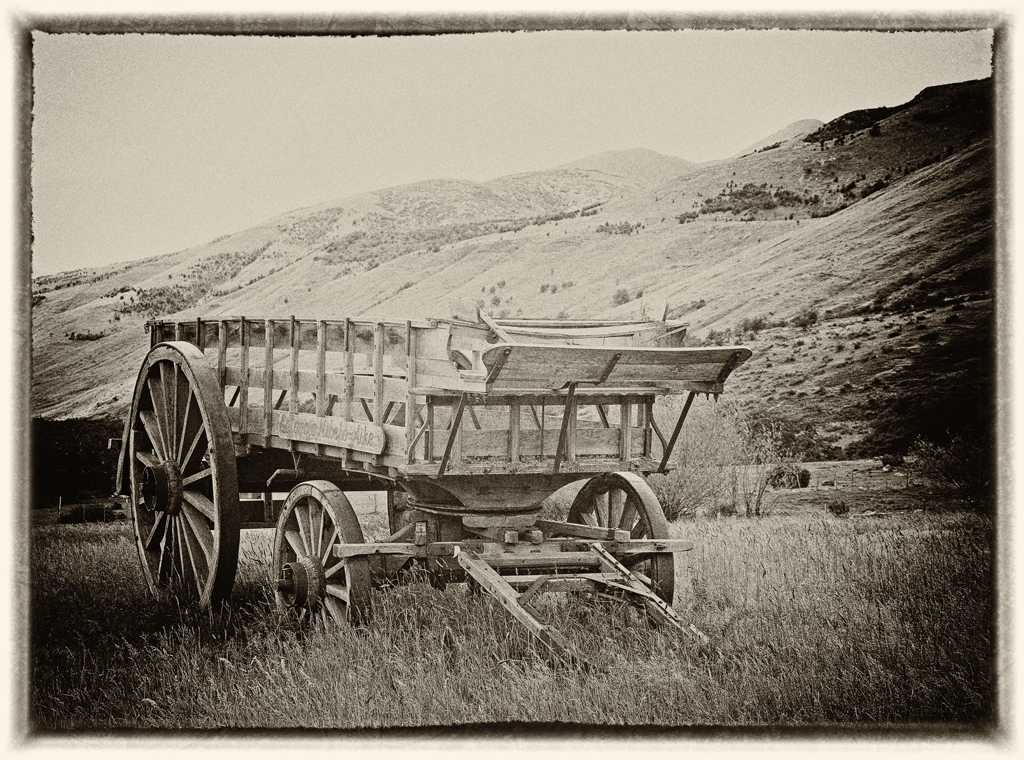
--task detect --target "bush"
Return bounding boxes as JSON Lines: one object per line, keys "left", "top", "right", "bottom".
{"left": 910, "top": 432, "right": 993, "bottom": 511}
{"left": 791, "top": 309, "right": 819, "bottom": 330}
{"left": 612, "top": 288, "right": 631, "bottom": 306}
{"left": 768, "top": 465, "right": 811, "bottom": 489}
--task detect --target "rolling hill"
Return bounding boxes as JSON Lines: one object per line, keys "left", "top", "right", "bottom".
{"left": 31, "top": 77, "right": 994, "bottom": 462}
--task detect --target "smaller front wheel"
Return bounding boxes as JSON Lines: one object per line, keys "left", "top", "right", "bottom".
{"left": 273, "top": 481, "right": 371, "bottom": 625}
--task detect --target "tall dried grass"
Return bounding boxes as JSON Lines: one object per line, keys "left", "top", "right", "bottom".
{"left": 31, "top": 506, "right": 992, "bottom": 729}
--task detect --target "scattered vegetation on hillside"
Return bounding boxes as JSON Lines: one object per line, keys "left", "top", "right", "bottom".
{"left": 596, "top": 221, "right": 641, "bottom": 235}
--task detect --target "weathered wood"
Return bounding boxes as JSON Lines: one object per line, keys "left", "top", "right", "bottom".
{"left": 658, "top": 390, "right": 696, "bottom": 474}
{"left": 239, "top": 317, "right": 250, "bottom": 434}
{"left": 437, "top": 393, "right": 468, "bottom": 476}
{"left": 552, "top": 382, "right": 577, "bottom": 474}
{"left": 374, "top": 321, "right": 385, "bottom": 432}
{"left": 456, "top": 549, "right": 589, "bottom": 668}
{"left": 289, "top": 316, "right": 299, "bottom": 415}
{"left": 264, "top": 319, "right": 274, "bottom": 446}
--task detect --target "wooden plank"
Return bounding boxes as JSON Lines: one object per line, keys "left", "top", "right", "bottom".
{"left": 658, "top": 391, "right": 696, "bottom": 474}
{"left": 374, "top": 322, "right": 385, "bottom": 432}
{"left": 619, "top": 401, "right": 631, "bottom": 462}
{"left": 217, "top": 320, "right": 227, "bottom": 386}
{"left": 426, "top": 400, "right": 434, "bottom": 462}
{"left": 271, "top": 411, "right": 386, "bottom": 454}
{"left": 456, "top": 549, "right": 586, "bottom": 667}
{"left": 316, "top": 320, "right": 327, "bottom": 417}
{"left": 289, "top": 317, "right": 299, "bottom": 415}
{"left": 456, "top": 427, "right": 621, "bottom": 459}
{"left": 552, "top": 383, "right": 576, "bottom": 474}
{"left": 406, "top": 321, "right": 417, "bottom": 464}
{"left": 239, "top": 317, "right": 249, "bottom": 434}
{"left": 264, "top": 319, "right": 275, "bottom": 446}
{"left": 400, "top": 456, "right": 661, "bottom": 477}
{"left": 479, "top": 311, "right": 515, "bottom": 343}
{"left": 480, "top": 344, "right": 751, "bottom": 390}
{"left": 508, "top": 400, "right": 520, "bottom": 467}
{"left": 343, "top": 374, "right": 408, "bottom": 405}
{"left": 437, "top": 393, "right": 467, "bottom": 476}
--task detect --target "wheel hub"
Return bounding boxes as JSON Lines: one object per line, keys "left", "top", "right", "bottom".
{"left": 141, "top": 460, "right": 183, "bottom": 515}
{"left": 277, "top": 555, "right": 326, "bottom": 610}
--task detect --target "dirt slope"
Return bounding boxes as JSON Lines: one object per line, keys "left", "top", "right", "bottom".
{"left": 31, "top": 79, "right": 995, "bottom": 456}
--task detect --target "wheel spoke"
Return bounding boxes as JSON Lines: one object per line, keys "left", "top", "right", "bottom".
{"left": 181, "top": 424, "right": 207, "bottom": 474}
{"left": 171, "top": 516, "right": 187, "bottom": 585}
{"left": 595, "top": 491, "right": 609, "bottom": 528}
{"left": 146, "top": 375, "right": 171, "bottom": 457}
{"left": 321, "top": 526, "right": 339, "bottom": 565}
{"left": 156, "top": 515, "right": 174, "bottom": 582}
{"left": 619, "top": 500, "right": 638, "bottom": 531}
{"left": 138, "top": 410, "right": 169, "bottom": 462}
{"left": 316, "top": 504, "right": 326, "bottom": 559}
{"left": 284, "top": 528, "right": 305, "bottom": 558}
{"left": 176, "top": 513, "right": 207, "bottom": 596}
{"left": 180, "top": 500, "right": 214, "bottom": 563}
{"left": 608, "top": 489, "right": 626, "bottom": 529}
{"left": 182, "top": 490, "right": 217, "bottom": 522}
{"left": 325, "top": 584, "right": 351, "bottom": 603}
{"left": 135, "top": 450, "right": 161, "bottom": 469}
{"left": 324, "top": 596, "right": 346, "bottom": 624}
{"left": 176, "top": 387, "right": 195, "bottom": 462}
{"left": 145, "top": 511, "right": 168, "bottom": 552}
{"left": 296, "top": 502, "right": 313, "bottom": 555}
{"left": 163, "top": 362, "right": 178, "bottom": 458}
{"left": 324, "top": 558, "right": 346, "bottom": 580}
{"left": 182, "top": 468, "right": 212, "bottom": 487}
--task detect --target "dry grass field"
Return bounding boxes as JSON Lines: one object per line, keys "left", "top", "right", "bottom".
{"left": 29, "top": 476, "right": 993, "bottom": 731}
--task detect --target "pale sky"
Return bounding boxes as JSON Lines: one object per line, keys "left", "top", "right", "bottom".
{"left": 30, "top": 28, "right": 994, "bottom": 276}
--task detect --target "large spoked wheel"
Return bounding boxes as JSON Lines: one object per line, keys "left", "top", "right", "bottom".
{"left": 567, "top": 472, "right": 675, "bottom": 604}
{"left": 127, "top": 342, "right": 240, "bottom": 608}
{"left": 273, "top": 481, "right": 372, "bottom": 626}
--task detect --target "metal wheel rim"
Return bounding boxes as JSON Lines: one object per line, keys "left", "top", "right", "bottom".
{"left": 127, "top": 341, "right": 240, "bottom": 608}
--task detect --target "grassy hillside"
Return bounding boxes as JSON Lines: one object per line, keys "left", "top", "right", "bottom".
{"left": 31, "top": 79, "right": 995, "bottom": 463}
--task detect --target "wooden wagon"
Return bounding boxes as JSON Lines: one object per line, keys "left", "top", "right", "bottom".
{"left": 114, "top": 299, "right": 750, "bottom": 663}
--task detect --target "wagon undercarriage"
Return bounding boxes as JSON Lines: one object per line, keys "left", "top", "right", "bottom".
{"left": 115, "top": 299, "right": 749, "bottom": 665}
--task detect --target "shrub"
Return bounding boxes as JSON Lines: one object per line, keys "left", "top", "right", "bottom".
{"left": 612, "top": 288, "right": 631, "bottom": 306}
{"left": 910, "top": 432, "right": 993, "bottom": 511}
{"left": 791, "top": 309, "right": 819, "bottom": 330}
{"left": 768, "top": 465, "right": 811, "bottom": 489}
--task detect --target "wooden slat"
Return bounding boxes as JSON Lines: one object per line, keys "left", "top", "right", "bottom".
{"left": 619, "top": 401, "right": 631, "bottom": 462}
{"left": 508, "top": 400, "right": 520, "bottom": 467}
{"left": 374, "top": 322, "right": 385, "bottom": 434}
{"left": 480, "top": 343, "right": 751, "bottom": 390}
{"left": 217, "top": 320, "right": 227, "bottom": 387}
{"left": 264, "top": 319, "right": 274, "bottom": 445}
{"left": 316, "top": 320, "right": 328, "bottom": 418}
{"left": 457, "top": 427, "right": 625, "bottom": 459}
{"left": 406, "top": 321, "right": 417, "bottom": 464}
{"left": 289, "top": 317, "right": 299, "bottom": 415}
{"left": 239, "top": 317, "right": 249, "bottom": 434}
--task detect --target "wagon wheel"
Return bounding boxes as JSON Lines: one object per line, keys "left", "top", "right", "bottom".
{"left": 567, "top": 472, "right": 675, "bottom": 604}
{"left": 273, "top": 481, "right": 372, "bottom": 626}
{"left": 127, "top": 342, "right": 240, "bottom": 608}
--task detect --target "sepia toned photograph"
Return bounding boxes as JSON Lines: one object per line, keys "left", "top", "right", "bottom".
{"left": 21, "top": 12, "right": 1004, "bottom": 740}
